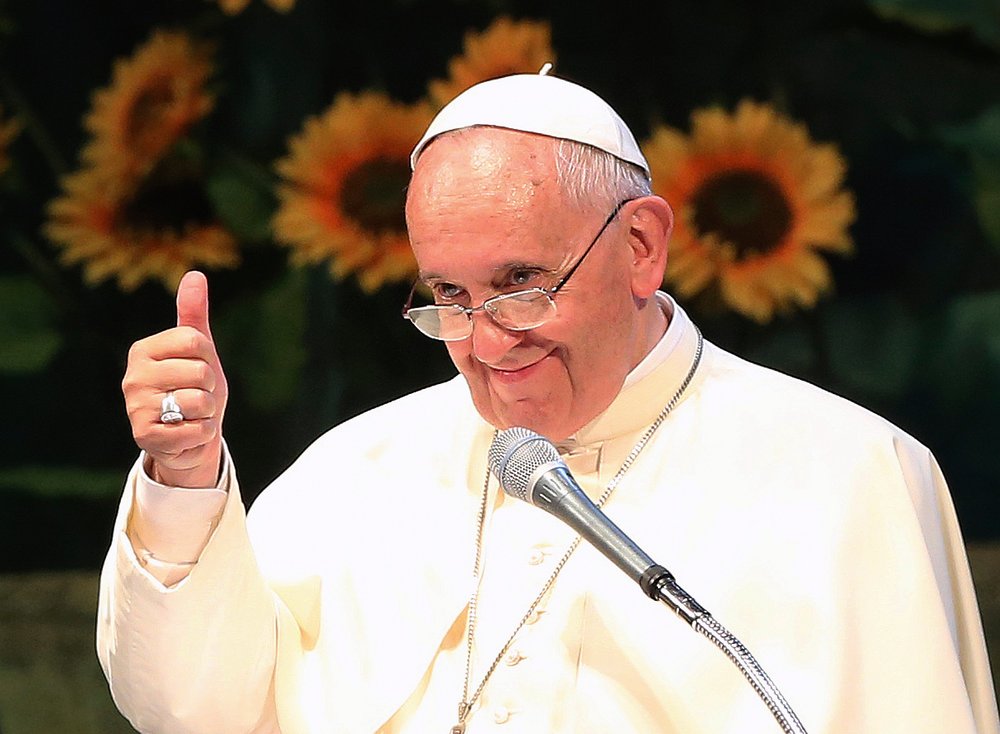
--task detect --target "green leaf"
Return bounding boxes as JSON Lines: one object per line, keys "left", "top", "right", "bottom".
{"left": 929, "top": 291, "right": 1000, "bottom": 407}
{"left": 214, "top": 269, "right": 308, "bottom": 412}
{"left": 870, "top": 0, "right": 1000, "bottom": 50}
{"left": 0, "top": 466, "right": 124, "bottom": 498}
{"left": 823, "top": 296, "right": 921, "bottom": 400}
{"left": 975, "top": 187, "right": 1000, "bottom": 251}
{"left": 742, "top": 323, "right": 817, "bottom": 376}
{"left": 942, "top": 107, "right": 1000, "bottom": 253}
{"left": 942, "top": 106, "right": 1000, "bottom": 163}
{"left": 205, "top": 160, "right": 276, "bottom": 244}
{"left": 0, "top": 275, "right": 62, "bottom": 374}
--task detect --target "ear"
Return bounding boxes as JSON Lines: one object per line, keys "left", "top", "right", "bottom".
{"left": 625, "top": 196, "right": 673, "bottom": 299}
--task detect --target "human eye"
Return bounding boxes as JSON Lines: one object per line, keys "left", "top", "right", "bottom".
{"left": 430, "top": 281, "right": 466, "bottom": 304}
{"left": 506, "top": 268, "right": 544, "bottom": 289}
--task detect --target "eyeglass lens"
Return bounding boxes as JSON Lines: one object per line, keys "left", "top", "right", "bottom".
{"left": 408, "top": 290, "right": 556, "bottom": 340}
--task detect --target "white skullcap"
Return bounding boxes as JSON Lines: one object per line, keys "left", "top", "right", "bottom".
{"left": 410, "top": 65, "right": 650, "bottom": 175}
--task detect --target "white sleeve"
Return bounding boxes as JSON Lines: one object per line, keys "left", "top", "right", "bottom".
{"left": 96, "top": 451, "right": 284, "bottom": 734}
{"left": 127, "top": 448, "right": 230, "bottom": 587}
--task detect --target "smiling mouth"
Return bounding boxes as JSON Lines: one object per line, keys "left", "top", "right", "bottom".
{"left": 487, "top": 354, "right": 549, "bottom": 383}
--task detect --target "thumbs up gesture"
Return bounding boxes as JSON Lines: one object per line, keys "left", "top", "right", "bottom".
{"left": 122, "top": 271, "right": 229, "bottom": 488}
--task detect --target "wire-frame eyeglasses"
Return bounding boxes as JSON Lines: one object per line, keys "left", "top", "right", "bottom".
{"left": 401, "top": 198, "right": 635, "bottom": 342}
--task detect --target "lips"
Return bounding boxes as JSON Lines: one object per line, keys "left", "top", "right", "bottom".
{"left": 487, "top": 354, "right": 549, "bottom": 385}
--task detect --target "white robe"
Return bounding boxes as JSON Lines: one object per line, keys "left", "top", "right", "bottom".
{"left": 97, "top": 299, "right": 1000, "bottom": 733}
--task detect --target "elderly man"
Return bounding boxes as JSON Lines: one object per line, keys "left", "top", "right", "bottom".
{"left": 99, "top": 71, "right": 999, "bottom": 733}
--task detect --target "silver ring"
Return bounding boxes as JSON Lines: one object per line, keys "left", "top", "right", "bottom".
{"left": 160, "top": 391, "right": 184, "bottom": 424}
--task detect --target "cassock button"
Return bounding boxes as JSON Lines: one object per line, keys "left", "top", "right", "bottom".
{"left": 492, "top": 705, "right": 511, "bottom": 724}
{"left": 526, "top": 609, "right": 543, "bottom": 625}
{"left": 504, "top": 649, "right": 524, "bottom": 666}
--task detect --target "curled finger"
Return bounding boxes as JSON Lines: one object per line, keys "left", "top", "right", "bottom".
{"left": 140, "top": 418, "right": 219, "bottom": 457}
{"left": 156, "top": 388, "right": 217, "bottom": 424}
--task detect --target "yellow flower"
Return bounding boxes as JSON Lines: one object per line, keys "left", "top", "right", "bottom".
{"left": 644, "top": 100, "right": 856, "bottom": 323}
{"left": 82, "top": 31, "right": 215, "bottom": 181}
{"left": 429, "top": 17, "right": 555, "bottom": 107}
{"left": 44, "top": 29, "right": 236, "bottom": 292}
{"left": 273, "top": 92, "right": 435, "bottom": 292}
{"left": 0, "top": 106, "right": 21, "bottom": 176}
{"left": 215, "top": 0, "right": 295, "bottom": 14}
{"left": 45, "top": 164, "right": 239, "bottom": 292}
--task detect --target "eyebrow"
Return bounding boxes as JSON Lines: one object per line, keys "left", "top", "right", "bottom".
{"left": 419, "top": 260, "right": 561, "bottom": 286}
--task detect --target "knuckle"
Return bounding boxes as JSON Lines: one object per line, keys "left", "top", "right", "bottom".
{"left": 132, "top": 424, "right": 151, "bottom": 446}
{"left": 199, "top": 420, "right": 218, "bottom": 442}
{"left": 121, "top": 369, "right": 143, "bottom": 391}
{"left": 188, "top": 391, "right": 208, "bottom": 416}
{"left": 194, "top": 361, "right": 212, "bottom": 385}
{"left": 122, "top": 370, "right": 151, "bottom": 399}
{"left": 129, "top": 334, "right": 156, "bottom": 357}
{"left": 176, "top": 326, "right": 202, "bottom": 354}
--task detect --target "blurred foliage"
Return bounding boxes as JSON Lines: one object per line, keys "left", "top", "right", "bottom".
{"left": 0, "top": 0, "right": 999, "bottom": 575}
{"left": 0, "top": 572, "right": 138, "bottom": 733}
{"left": 0, "top": 274, "right": 61, "bottom": 373}
{"left": 871, "top": 0, "right": 1000, "bottom": 49}
{"left": 943, "top": 106, "right": 1000, "bottom": 252}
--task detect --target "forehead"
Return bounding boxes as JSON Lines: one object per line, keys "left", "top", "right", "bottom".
{"left": 406, "top": 129, "right": 580, "bottom": 269}
{"left": 409, "top": 128, "right": 563, "bottom": 211}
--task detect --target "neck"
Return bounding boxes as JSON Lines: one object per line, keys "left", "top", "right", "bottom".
{"left": 633, "top": 294, "right": 670, "bottom": 370}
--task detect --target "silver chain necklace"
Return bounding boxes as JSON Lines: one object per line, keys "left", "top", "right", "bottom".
{"left": 450, "top": 328, "right": 703, "bottom": 733}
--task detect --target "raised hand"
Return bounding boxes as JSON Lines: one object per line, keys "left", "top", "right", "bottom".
{"left": 122, "top": 271, "right": 229, "bottom": 488}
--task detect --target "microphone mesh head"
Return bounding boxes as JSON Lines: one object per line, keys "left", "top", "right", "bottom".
{"left": 488, "top": 427, "right": 562, "bottom": 501}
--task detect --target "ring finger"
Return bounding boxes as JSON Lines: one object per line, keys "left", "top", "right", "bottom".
{"left": 156, "top": 388, "right": 216, "bottom": 424}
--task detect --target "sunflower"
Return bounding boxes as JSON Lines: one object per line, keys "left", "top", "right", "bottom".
{"left": 215, "top": 0, "right": 295, "bottom": 14}
{"left": 0, "top": 106, "right": 21, "bottom": 175}
{"left": 644, "top": 100, "right": 856, "bottom": 323}
{"left": 45, "top": 29, "right": 235, "bottom": 291}
{"left": 45, "top": 162, "right": 239, "bottom": 292}
{"left": 428, "top": 17, "right": 555, "bottom": 108}
{"left": 273, "top": 91, "right": 435, "bottom": 292}
{"left": 82, "top": 31, "right": 215, "bottom": 181}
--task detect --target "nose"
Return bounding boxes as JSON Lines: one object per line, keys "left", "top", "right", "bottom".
{"left": 469, "top": 310, "right": 522, "bottom": 365}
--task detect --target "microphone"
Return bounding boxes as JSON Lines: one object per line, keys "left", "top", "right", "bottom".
{"left": 488, "top": 427, "right": 708, "bottom": 624}
{"left": 488, "top": 428, "right": 811, "bottom": 733}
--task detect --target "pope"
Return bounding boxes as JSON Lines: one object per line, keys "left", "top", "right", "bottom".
{"left": 101, "top": 70, "right": 999, "bottom": 733}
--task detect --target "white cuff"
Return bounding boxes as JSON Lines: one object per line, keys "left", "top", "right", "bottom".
{"left": 129, "top": 445, "right": 231, "bottom": 572}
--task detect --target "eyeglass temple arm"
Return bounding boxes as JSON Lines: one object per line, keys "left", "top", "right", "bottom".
{"left": 550, "top": 198, "right": 633, "bottom": 296}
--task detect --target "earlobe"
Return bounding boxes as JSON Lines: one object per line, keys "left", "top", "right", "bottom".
{"left": 628, "top": 196, "right": 673, "bottom": 298}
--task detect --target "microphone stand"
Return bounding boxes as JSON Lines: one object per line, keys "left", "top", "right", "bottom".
{"left": 642, "top": 566, "right": 809, "bottom": 734}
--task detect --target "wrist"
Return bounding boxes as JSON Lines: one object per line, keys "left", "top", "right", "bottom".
{"left": 151, "top": 442, "right": 224, "bottom": 489}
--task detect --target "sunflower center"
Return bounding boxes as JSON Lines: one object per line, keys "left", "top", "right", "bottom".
{"left": 121, "top": 160, "right": 214, "bottom": 234}
{"left": 340, "top": 157, "right": 409, "bottom": 233}
{"left": 690, "top": 170, "right": 793, "bottom": 257}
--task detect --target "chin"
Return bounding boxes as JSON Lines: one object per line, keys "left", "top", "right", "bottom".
{"left": 474, "top": 400, "right": 554, "bottom": 438}
{"left": 464, "top": 372, "right": 579, "bottom": 440}
{"left": 499, "top": 411, "right": 575, "bottom": 442}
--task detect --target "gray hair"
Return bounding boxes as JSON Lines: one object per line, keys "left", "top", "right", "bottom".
{"left": 554, "top": 139, "right": 652, "bottom": 212}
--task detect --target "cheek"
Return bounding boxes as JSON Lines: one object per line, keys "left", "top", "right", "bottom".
{"left": 559, "top": 301, "right": 632, "bottom": 388}
{"left": 444, "top": 341, "right": 491, "bottom": 399}
{"left": 444, "top": 340, "right": 504, "bottom": 425}
{"left": 444, "top": 340, "right": 474, "bottom": 375}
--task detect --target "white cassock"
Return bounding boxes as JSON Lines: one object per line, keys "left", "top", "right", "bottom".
{"left": 97, "top": 295, "right": 1000, "bottom": 734}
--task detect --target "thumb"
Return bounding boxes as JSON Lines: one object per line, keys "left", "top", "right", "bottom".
{"left": 176, "top": 270, "right": 213, "bottom": 339}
